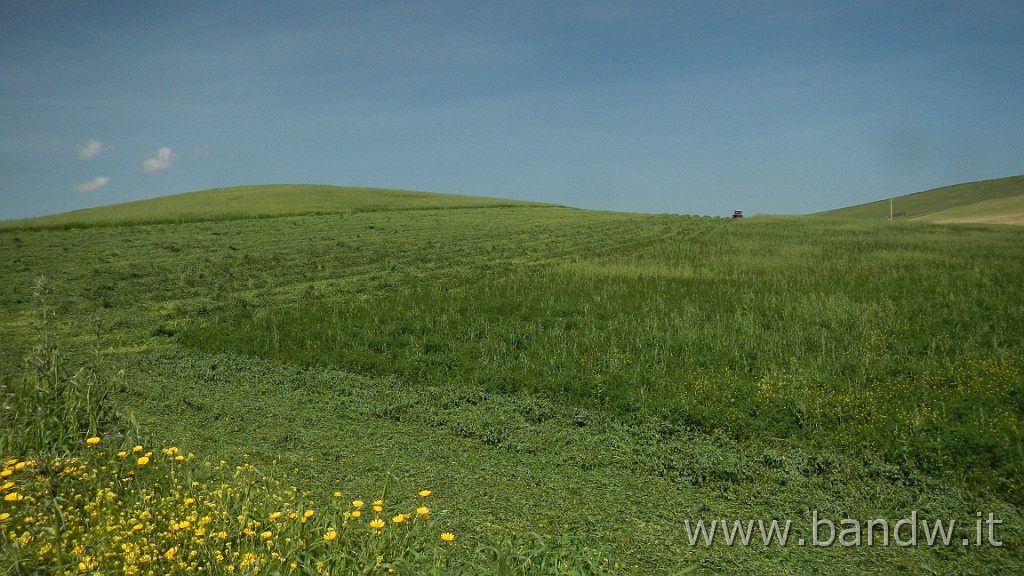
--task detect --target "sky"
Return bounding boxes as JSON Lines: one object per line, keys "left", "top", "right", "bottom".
{"left": 2, "top": 0, "right": 1023, "bottom": 220}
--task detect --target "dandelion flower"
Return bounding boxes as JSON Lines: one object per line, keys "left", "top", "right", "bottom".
{"left": 323, "top": 528, "right": 337, "bottom": 542}
{"left": 133, "top": 445, "right": 143, "bottom": 453}
{"left": 164, "top": 447, "right": 178, "bottom": 456}
{"left": 419, "top": 490, "right": 431, "bottom": 498}
{"left": 0, "top": 513, "right": 10, "bottom": 521}
{"left": 351, "top": 500, "right": 364, "bottom": 509}
{"left": 86, "top": 436, "right": 101, "bottom": 445}
{"left": 136, "top": 456, "right": 150, "bottom": 466}
{"left": 370, "top": 519, "right": 385, "bottom": 530}
{"left": 333, "top": 491, "right": 342, "bottom": 498}
{"left": 392, "top": 514, "right": 406, "bottom": 524}
{"left": 4, "top": 492, "right": 23, "bottom": 502}
{"left": 417, "top": 506, "right": 429, "bottom": 516}
{"left": 441, "top": 532, "right": 455, "bottom": 542}
{"left": 351, "top": 510, "right": 361, "bottom": 519}
{"left": 261, "top": 530, "right": 273, "bottom": 540}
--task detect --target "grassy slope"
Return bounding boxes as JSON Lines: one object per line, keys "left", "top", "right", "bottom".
{"left": 2, "top": 188, "right": 1023, "bottom": 574}
{"left": 920, "top": 194, "right": 1024, "bottom": 225}
{"left": 0, "top": 184, "right": 554, "bottom": 229}
{"left": 814, "top": 174, "right": 1024, "bottom": 223}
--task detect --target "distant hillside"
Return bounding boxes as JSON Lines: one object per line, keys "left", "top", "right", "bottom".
{"left": 814, "top": 175, "right": 1024, "bottom": 225}
{"left": 1, "top": 184, "right": 556, "bottom": 229}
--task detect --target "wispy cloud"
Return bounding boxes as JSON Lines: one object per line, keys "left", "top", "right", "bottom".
{"left": 193, "top": 144, "right": 214, "bottom": 157}
{"left": 78, "top": 139, "right": 107, "bottom": 160}
{"left": 74, "top": 176, "right": 111, "bottom": 192}
{"left": 142, "top": 147, "right": 176, "bottom": 172}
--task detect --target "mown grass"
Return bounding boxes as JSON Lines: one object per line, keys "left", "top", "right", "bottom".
{"left": 2, "top": 199, "right": 1023, "bottom": 573}
{"left": 922, "top": 195, "right": 1024, "bottom": 225}
{"left": 814, "top": 174, "right": 1024, "bottom": 221}
{"left": 180, "top": 214, "right": 1024, "bottom": 500}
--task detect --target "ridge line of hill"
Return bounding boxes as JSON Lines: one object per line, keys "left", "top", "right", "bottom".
{"left": 1, "top": 184, "right": 561, "bottom": 230}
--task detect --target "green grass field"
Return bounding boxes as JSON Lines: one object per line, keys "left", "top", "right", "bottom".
{"left": 2, "top": 185, "right": 1023, "bottom": 573}
{"left": 815, "top": 174, "right": 1024, "bottom": 224}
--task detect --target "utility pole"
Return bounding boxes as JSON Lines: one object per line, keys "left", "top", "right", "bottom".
{"left": 889, "top": 198, "right": 893, "bottom": 221}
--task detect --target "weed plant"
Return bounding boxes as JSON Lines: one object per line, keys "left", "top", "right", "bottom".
{"left": 0, "top": 277, "right": 129, "bottom": 456}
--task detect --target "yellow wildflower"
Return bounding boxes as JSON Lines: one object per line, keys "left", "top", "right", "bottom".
{"left": 351, "top": 500, "right": 364, "bottom": 509}
{"left": 86, "top": 436, "right": 101, "bottom": 445}
{"left": 323, "top": 528, "right": 337, "bottom": 542}
{"left": 419, "top": 490, "right": 431, "bottom": 498}
{"left": 370, "top": 519, "right": 385, "bottom": 530}
{"left": 136, "top": 456, "right": 150, "bottom": 466}
{"left": 440, "top": 532, "right": 455, "bottom": 542}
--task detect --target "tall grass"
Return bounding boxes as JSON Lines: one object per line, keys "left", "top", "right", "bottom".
{"left": 0, "top": 277, "right": 130, "bottom": 456}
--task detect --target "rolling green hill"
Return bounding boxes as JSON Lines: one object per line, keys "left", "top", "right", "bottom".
{"left": 814, "top": 174, "right": 1024, "bottom": 224}
{"left": 0, "top": 184, "right": 555, "bottom": 229}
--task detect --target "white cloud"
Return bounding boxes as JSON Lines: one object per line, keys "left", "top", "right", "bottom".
{"left": 74, "top": 176, "right": 111, "bottom": 192}
{"left": 78, "top": 139, "right": 107, "bottom": 160}
{"left": 142, "top": 147, "right": 176, "bottom": 172}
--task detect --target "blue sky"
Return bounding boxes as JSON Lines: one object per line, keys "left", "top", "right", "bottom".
{"left": 2, "top": 1, "right": 1022, "bottom": 220}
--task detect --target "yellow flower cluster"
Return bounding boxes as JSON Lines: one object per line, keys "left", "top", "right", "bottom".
{"left": 0, "top": 438, "right": 456, "bottom": 575}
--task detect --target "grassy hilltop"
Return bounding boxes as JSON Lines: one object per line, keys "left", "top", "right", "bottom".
{"left": 2, "top": 185, "right": 1023, "bottom": 574}
{"left": 0, "top": 184, "right": 554, "bottom": 229}
{"left": 815, "top": 174, "right": 1024, "bottom": 224}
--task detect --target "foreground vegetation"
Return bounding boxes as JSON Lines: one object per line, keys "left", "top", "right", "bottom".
{"left": 1, "top": 288, "right": 619, "bottom": 574}
{"left": 2, "top": 187, "right": 1022, "bottom": 573}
